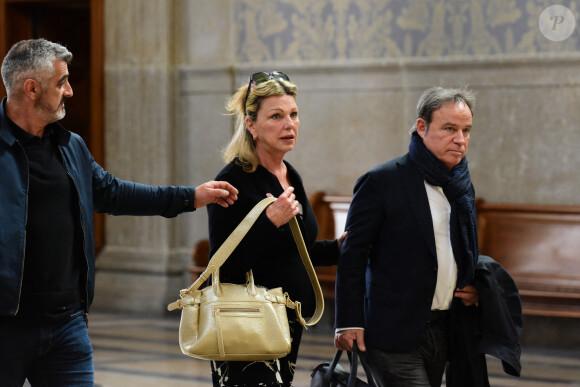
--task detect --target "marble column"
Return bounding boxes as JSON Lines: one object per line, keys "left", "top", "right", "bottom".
{"left": 93, "top": 0, "right": 196, "bottom": 314}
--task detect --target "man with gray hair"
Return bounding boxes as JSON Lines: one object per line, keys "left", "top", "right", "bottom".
{"left": 334, "top": 87, "right": 479, "bottom": 386}
{"left": 0, "top": 38, "right": 238, "bottom": 385}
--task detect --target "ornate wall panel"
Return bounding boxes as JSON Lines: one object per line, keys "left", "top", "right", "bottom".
{"left": 233, "top": 0, "right": 579, "bottom": 62}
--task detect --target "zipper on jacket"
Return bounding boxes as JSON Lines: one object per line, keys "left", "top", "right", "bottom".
{"left": 59, "top": 147, "right": 90, "bottom": 316}
{"left": 14, "top": 140, "right": 29, "bottom": 316}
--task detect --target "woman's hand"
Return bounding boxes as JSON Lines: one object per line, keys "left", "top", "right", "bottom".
{"left": 265, "top": 187, "right": 300, "bottom": 228}
{"left": 337, "top": 231, "right": 348, "bottom": 251}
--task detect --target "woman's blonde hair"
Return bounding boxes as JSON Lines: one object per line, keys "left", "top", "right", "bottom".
{"left": 223, "top": 78, "right": 298, "bottom": 172}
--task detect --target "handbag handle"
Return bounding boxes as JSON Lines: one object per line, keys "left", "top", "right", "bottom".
{"left": 211, "top": 268, "right": 257, "bottom": 297}
{"left": 168, "top": 197, "right": 325, "bottom": 328}
{"left": 323, "top": 341, "right": 376, "bottom": 387}
{"left": 348, "top": 341, "right": 376, "bottom": 387}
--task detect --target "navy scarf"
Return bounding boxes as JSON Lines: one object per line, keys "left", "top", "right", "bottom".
{"left": 408, "top": 131, "right": 478, "bottom": 287}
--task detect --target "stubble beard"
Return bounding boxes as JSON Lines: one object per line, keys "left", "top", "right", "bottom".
{"left": 34, "top": 96, "right": 66, "bottom": 124}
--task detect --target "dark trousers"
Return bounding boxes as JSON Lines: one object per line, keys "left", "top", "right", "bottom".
{"left": 0, "top": 314, "right": 93, "bottom": 386}
{"left": 361, "top": 311, "right": 448, "bottom": 387}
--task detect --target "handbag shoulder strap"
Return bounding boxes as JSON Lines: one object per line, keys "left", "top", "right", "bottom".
{"left": 287, "top": 213, "right": 325, "bottom": 327}
{"left": 168, "top": 197, "right": 325, "bottom": 327}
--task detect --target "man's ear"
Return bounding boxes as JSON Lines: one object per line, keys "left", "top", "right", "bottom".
{"left": 23, "top": 79, "right": 40, "bottom": 100}
{"left": 416, "top": 118, "right": 427, "bottom": 139}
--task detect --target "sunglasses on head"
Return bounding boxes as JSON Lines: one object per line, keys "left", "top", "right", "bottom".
{"left": 244, "top": 71, "right": 290, "bottom": 116}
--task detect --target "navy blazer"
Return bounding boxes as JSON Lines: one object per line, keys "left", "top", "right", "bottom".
{"left": 335, "top": 153, "right": 477, "bottom": 352}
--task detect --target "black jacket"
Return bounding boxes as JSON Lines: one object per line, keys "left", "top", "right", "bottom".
{"left": 335, "top": 154, "right": 478, "bottom": 351}
{"left": 207, "top": 160, "right": 338, "bottom": 317}
{"left": 446, "top": 255, "right": 522, "bottom": 386}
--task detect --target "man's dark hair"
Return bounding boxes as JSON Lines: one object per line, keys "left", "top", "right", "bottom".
{"left": 410, "top": 86, "right": 476, "bottom": 134}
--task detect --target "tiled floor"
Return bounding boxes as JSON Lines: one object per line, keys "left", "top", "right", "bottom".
{"left": 88, "top": 312, "right": 580, "bottom": 387}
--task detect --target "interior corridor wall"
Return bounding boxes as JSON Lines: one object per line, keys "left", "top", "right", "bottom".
{"left": 93, "top": 0, "right": 580, "bottom": 314}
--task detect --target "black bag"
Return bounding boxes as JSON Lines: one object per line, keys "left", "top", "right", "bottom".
{"left": 311, "top": 341, "right": 376, "bottom": 387}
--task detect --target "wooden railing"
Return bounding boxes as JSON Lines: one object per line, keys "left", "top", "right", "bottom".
{"left": 189, "top": 192, "right": 580, "bottom": 318}
{"left": 476, "top": 199, "right": 580, "bottom": 318}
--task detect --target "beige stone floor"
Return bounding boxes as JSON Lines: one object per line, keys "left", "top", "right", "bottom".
{"left": 86, "top": 312, "right": 580, "bottom": 387}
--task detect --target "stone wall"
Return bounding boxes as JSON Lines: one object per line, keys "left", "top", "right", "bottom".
{"left": 93, "top": 0, "right": 580, "bottom": 314}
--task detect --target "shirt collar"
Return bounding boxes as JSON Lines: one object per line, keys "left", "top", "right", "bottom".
{"left": 6, "top": 116, "right": 54, "bottom": 145}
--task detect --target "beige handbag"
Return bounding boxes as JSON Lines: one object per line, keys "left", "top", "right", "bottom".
{"left": 167, "top": 197, "right": 324, "bottom": 361}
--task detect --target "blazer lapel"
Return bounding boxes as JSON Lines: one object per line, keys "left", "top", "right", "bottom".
{"left": 397, "top": 154, "right": 437, "bottom": 260}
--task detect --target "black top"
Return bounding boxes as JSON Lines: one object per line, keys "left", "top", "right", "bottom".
{"left": 9, "top": 120, "right": 83, "bottom": 323}
{"left": 207, "top": 160, "right": 338, "bottom": 317}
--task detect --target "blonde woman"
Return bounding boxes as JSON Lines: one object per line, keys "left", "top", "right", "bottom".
{"left": 207, "top": 72, "right": 346, "bottom": 386}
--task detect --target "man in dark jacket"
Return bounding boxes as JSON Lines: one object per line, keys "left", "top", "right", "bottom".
{"left": 335, "top": 87, "right": 480, "bottom": 386}
{"left": 0, "top": 38, "right": 238, "bottom": 385}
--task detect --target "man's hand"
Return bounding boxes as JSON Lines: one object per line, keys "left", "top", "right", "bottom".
{"left": 193, "top": 181, "right": 238, "bottom": 208}
{"left": 334, "top": 328, "right": 366, "bottom": 352}
{"left": 454, "top": 284, "right": 479, "bottom": 307}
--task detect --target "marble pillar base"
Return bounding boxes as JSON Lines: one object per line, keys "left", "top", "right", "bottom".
{"left": 91, "top": 248, "right": 189, "bottom": 315}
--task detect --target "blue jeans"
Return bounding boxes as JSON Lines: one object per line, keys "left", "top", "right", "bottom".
{"left": 361, "top": 312, "right": 448, "bottom": 387}
{"left": 0, "top": 313, "right": 94, "bottom": 386}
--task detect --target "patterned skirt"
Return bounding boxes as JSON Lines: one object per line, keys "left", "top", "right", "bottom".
{"left": 210, "top": 310, "right": 303, "bottom": 387}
